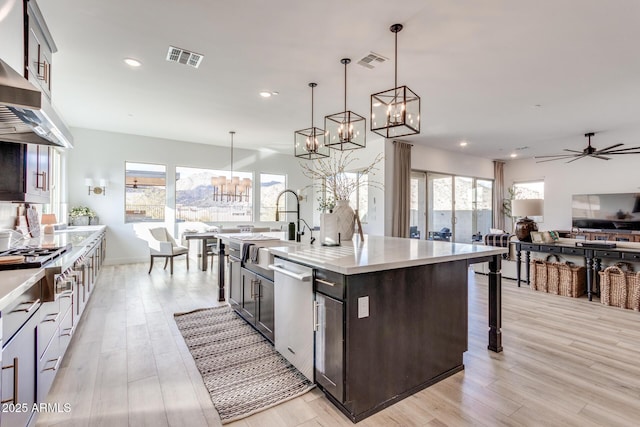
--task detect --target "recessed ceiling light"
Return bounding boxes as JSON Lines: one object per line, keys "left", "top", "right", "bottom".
{"left": 259, "top": 91, "right": 279, "bottom": 98}
{"left": 124, "top": 58, "right": 142, "bottom": 67}
{"left": 372, "top": 101, "right": 382, "bottom": 107}
{"left": 510, "top": 153, "right": 517, "bottom": 158}
{"left": 459, "top": 141, "right": 468, "bottom": 147}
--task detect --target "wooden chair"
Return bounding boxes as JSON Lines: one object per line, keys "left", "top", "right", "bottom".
{"left": 146, "top": 227, "right": 189, "bottom": 274}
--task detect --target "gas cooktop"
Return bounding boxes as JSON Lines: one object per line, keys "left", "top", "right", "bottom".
{"left": 0, "top": 245, "right": 71, "bottom": 271}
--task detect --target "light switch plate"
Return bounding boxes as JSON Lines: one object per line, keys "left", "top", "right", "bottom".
{"left": 358, "top": 296, "right": 369, "bottom": 318}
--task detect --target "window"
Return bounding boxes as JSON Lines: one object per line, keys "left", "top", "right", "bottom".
{"left": 512, "top": 180, "right": 544, "bottom": 222}
{"left": 260, "top": 173, "right": 286, "bottom": 221}
{"left": 176, "top": 166, "right": 253, "bottom": 223}
{"left": 125, "top": 162, "right": 166, "bottom": 223}
{"left": 512, "top": 180, "right": 544, "bottom": 199}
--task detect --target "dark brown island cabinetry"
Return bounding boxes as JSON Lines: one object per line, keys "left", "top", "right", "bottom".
{"left": 229, "top": 263, "right": 275, "bottom": 343}
{"left": 0, "top": 142, "right": 50, "bottom": 203}
{"left": 313, "top": 260, "right": 469, "bottom": 423}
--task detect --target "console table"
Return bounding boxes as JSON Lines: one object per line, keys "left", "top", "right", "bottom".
{"left": 513, "top": 241, "right": 640, "bottom": 301}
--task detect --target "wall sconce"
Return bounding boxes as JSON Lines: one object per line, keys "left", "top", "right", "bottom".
{"left": 86, "top": 178, "right": 108, "bottom": 196}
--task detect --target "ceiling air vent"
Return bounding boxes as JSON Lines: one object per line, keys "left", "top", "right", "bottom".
{"left": 357, "top": 51, "right": 387, "bottom": 69}
{"left": 166, "top": 46, "right": 204, "bottom": 68}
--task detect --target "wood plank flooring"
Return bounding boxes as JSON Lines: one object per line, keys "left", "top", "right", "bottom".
{"left": 35, "top": 258, "right": 640, "bottom": 427}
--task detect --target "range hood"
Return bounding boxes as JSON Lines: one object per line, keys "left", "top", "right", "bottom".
{"left": 0, "top": 58, "right": 73, "bottom": 148}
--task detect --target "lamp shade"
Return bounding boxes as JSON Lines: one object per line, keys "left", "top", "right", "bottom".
{"left": 41, "top": 213, "right": 57, "bottom": 225}
{"left": 511, "top": 199, "right": 543, "bottom": 217}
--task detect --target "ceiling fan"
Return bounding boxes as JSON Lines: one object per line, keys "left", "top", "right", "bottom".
{"left": 535, "top": 132, "right": 640, "bottom": 163}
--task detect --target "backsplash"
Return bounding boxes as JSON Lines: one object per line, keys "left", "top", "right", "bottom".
{"left": 0, "top": 202, "right": 42, "bottom": 231}
{"left": 0, "top": 202, "right": 18, "bottom": 230}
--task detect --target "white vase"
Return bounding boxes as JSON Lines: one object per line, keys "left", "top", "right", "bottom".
{"left": 333, "top": 200, "right": 355, "bottom": 242}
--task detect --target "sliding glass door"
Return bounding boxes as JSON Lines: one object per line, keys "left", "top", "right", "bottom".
{"left": 411, "top": 171, "right": 493, "bottom": 243}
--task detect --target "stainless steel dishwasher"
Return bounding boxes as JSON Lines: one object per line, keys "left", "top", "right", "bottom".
{"left": 269, "top": 258, "right": 314, "bottom": 381}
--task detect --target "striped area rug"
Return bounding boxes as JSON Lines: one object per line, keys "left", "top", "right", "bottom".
{"left": 174, "top": 305, "right": 315, "bottom": 424}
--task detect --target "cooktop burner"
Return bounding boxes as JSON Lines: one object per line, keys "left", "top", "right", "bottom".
{"left": 0, "top": 245, "right": 71, "bottom": 270}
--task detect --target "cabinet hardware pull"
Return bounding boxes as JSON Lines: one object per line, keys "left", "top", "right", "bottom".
{"left": 61, "top": 326, "right": 74, "bottom": 337}
{"left": 321, "top": 374, "right": 337, "bottom": 387}
{"left": 316, "top": 278, "right": 336, "bottom": 287}
{"left": 43, "top": 312, "right": 60, "bottom": 323}
{"left": 313, "top": 301, "right": 320, "bottom": 332}
{"left": 43, "top": 357, "right": 62, "bottom": 372}
{"left": 1, "top": 357, "right": 18, "bottom": 404}
{"left": 287, "top": 347, "right": 296, "bottom": 355}
{"left": 12, "top": 298, "right": 40, "bottom": 313}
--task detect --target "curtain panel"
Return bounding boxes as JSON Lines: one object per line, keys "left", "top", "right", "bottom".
{"left": 392, "top": 141, "right": 412, "bottom": 237}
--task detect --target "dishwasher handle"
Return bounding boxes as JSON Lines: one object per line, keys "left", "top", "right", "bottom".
{"left": 268, "top": 264, "right": 312, "bottom": 281}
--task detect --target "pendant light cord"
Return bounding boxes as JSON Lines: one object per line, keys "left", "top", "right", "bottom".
{"left": 394, "top": 28, "right": 398, "bottom": 89}
{"left": 229, "top": 131, "right": 234, "bottom": 179}
{"left": 344, "top": 60, "right": 348, "bottom": 112}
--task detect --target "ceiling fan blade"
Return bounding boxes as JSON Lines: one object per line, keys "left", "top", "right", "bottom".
{"left": 590, "top": 154, "right": 611, "bottom": 160}
{"left": 535, "top": 156, "right": 576, "bottom": 163}
{"left": 535, "top": 154, "right": 578, "bottom": 159}
{"left": 595, "top": 143, "right": 624, "bottom": 153}
{"left": 600, "top": 146, "right": 640, "bottom": 153}
{"left": 566, "top": 154, "right": 589, "bottom": 163}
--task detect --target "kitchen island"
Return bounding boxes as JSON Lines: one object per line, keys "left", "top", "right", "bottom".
{"left": 217, "top": 234, "right": 507, "bottom": 423}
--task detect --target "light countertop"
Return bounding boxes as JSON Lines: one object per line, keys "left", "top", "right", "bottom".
{"left": 221, "top": 233, "right": 507, "bottom": 275}
{"left": 0, "top": 226, "right": 106, "bottom": 312}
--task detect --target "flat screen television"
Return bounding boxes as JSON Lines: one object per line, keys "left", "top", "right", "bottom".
{"left": 572, "top": 193, "right": 640, "bottom": 231}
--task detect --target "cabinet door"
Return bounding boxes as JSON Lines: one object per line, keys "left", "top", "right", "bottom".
{"left": 228, "top": 258, "right": 242, "bottom": 309}
{"left": 314, "top": 293, "right": 344, "bottom": 402}
{"left": 240, "top": 269, "right": 256, "bottom": 320}
{"left": 23, "top": 145, "right": 49, "bottom": 200}
{"left": 1, "top": 311, "right": 39, "bottom": 427}
{"left": 256, "top": 277, "right": 274, "bottom": 342}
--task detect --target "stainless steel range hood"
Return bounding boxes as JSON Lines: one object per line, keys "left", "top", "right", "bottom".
{"left": 0, "top": 58, "right": 73, "bottom": 148}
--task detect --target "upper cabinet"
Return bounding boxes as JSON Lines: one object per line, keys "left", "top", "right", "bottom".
{"left": 0, "top": 0, "right": 25, "bottom": 71}
{"left": 0, "top": 141, "right": 51, "bottom": 203}
{"left": 25, "top": 0, "right": 58, "bottom": 100}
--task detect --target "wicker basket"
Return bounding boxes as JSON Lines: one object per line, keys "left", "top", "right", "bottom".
{"left": 557, "top": 262, "right": 587, "bottom": 298}
{"left": 598, "top": 262, "right": 640, "bottom": 310}
{"left": 530, "top": 254, "right": 560, "bottom": 294}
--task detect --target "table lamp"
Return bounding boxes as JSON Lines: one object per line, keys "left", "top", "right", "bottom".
{"left": 41, "top": 213, "right": 57, "bottom": 235}
{"left": 512, "top": 199, "right": 543, "bottom": 242}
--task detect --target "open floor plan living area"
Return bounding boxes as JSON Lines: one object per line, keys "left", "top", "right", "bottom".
{"left": 1, "top": 1, "right": 640, "bottom": 426}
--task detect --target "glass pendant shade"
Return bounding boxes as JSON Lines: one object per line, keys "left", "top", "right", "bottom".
{"left": 325, "top": 58, "right": 366, "bottom": 150}
{"left": 295, "top": 82, "right": 330, "bottom": 160}
{"left": 370, "top": 23, "right": 421, "bottom": 138}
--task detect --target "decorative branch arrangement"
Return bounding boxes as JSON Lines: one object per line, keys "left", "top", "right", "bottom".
{"left": 299, "top": 150, "right": 384, "bottom": 202}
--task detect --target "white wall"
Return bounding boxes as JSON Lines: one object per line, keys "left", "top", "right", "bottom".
{"left": 383, "top": 141, "right": 495, "bottom": 235}
{"left": 0, "top": 0, "right": 25, "bottom": 72}
{"left": 504, "top": 155, "right": 640, "bottom": 231}
{"left": 67, "top": 128, "right": 313, "bottom": 264}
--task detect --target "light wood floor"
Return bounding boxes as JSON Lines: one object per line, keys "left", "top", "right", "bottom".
{"left": 36, "top": 257, "right": 640, "bottom": 427}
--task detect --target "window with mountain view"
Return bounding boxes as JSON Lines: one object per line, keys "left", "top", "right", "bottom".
{"left": 125, "top": 162, "right": 166, "bottom": 223}
{"left": 260, "top": 173, "right": 286, "bottom": 221}
{"left": 176, "top": 166, "right": 253, "bottom": 223}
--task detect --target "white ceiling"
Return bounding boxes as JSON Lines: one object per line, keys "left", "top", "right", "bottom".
{"left": 37, "top": 0, "right": 640, "bottom": 160}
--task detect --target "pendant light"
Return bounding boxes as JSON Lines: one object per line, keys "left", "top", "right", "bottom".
{"left": 325, "top": 58, "right": 366, "bottom": 151}
{"left": 295, "top": 82, "right": 330, "bottom": 160}
{"left": 211, "top": 131, "right": 251, "bottom": 201}
{"left": 370, "top": 23, "right": 421, "bottom": 138}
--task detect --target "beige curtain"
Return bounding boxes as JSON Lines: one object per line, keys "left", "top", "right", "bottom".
{"left": 392, "top": 141, "right": 412, "bottom": 237}
{"left": 493, "top": 160, "right": 505, "bottom": 231}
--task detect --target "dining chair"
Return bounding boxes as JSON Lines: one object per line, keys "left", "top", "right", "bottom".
{"left": 146, "top": 227, "right": 189, "bottom": 274}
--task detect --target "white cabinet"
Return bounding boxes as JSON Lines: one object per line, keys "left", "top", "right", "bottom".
{"left": 273, "top": 259, "right": 314, "bottom": 381}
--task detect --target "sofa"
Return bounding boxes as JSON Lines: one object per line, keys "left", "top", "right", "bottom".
{"left": 471, "top": 232, "right": 519, "bottom": 280}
